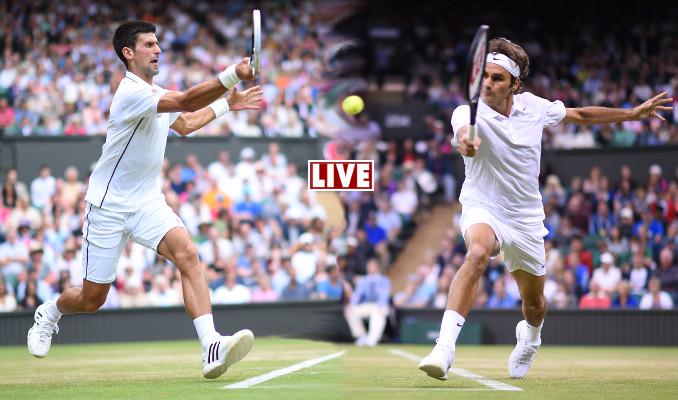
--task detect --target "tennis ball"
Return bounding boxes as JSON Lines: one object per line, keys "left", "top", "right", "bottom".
{"left": 342, "top": 95, "right": 364, "bottom": 115}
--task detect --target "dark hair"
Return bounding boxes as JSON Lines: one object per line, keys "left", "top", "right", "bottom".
{"left": 113, "top": 21, "right": 156, "bottom": 68}
{"left": 488, "top": 37, "right": 530, "bottom": 92}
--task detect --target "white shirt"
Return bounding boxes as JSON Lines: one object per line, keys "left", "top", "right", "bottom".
{"left": 85, "top": 71, "right": 180, "bottom": 211}
{"left": 30, "top": 176, "right": 56, "bottom": 209}
{"left": 291, "top": 250, "right": 317, "bottom": 284}
{"left": 213, "top": 284, "right": 252, "bottom": 304}
{"left": 451, "top": 93, "right": 565, "bottom": 228}
{"left": 592, "top": 266, "right": 622, "bottom": 293}
{"left": 639, "top": 292, "right": 674, "bottom": 310}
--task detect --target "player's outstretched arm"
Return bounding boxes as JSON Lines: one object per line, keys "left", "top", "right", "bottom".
{"left": 158, "top": 58, "right": 255, "bottom": 114}
{"left": 563, "top": 91, "right": 673, "bottom": 125}
{"left": 171, "top": 86, "right": 263, "bottom": 136}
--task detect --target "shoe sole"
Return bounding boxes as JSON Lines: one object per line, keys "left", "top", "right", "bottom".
{"left": 204, "top": 329, "right": 255, "bottom": 379}
{"left": 418, "top": 363, "right": 448, "bottom": 380}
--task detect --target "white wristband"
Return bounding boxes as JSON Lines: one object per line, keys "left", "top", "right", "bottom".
{"left": 218, "top": 64, "right": 240, "bottom": 89}
{"left": 208, "top": 98, "right": 229, "bottom": 118}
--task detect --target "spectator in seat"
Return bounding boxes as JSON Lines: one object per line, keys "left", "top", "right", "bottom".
{"left": 639, "top": 277, "right": 674, "bottom": 310}
{"left": 344, "top": 258, "right": 391, "bottom": 347}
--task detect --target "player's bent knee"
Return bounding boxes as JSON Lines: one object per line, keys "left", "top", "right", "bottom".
{"left": 172, "top": 243, "right": 199, "bottom": 268}
{"left": 525, "top": 297, "right": 547, "bottom": 314}
{"left": 82, "top": 296, "right": 107, "bottom": 313}
{"left": 465, "top": 244, "right": 491, "bottom": 269}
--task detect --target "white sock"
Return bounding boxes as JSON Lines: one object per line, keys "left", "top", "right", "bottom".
{"left": 193, "top": 314, "right": 219, "bottom": 349}
{"left": 45, "top": 300, "right": 63, "bottom": 321}
{"left": 438, "top": 310, "right": 465, "bottom": 348}
{"left": 525, "top": 321, "right": 543, "bottom": 345}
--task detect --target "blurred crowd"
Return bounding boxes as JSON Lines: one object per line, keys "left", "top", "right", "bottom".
{"left": 2, "top": 139, "right": 676, "bottom": 312}
{"left": 366, "top": 2, "right": 678, "bottom": 148}
{"left": 394, "top": 163, "right": 678, "bottom": 311}
{"left": 0, "top": 0, "right": 327, "bottom": 138}
{"left": 0, "top": 138, "right": 451, "bottom": 312}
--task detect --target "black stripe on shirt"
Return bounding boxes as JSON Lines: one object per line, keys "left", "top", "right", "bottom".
{"left": 99, "top": 118, "right": 143, "bottom": 208}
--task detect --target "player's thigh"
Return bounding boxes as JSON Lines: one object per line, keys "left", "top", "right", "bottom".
{"left": 156, "top": 225, "right": 197, "bottom": 268}
{"left": 129, "top": 200, "right": 187, "bottom": 253}
{"left": 464, "top": 223, "right": 500, "bottom": 257}
{"left": 460, "top": 207, "right": 501, "bottom": 256}
{"left": 82, "top": 203, "right": 129, "bottom": 284}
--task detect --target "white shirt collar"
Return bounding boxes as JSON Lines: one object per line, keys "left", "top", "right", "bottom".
{"left": 125, "top": 70, "right": 153, "bottom": 87}
{"left": 479, "top": 95, "right": 529, "bottom": 120}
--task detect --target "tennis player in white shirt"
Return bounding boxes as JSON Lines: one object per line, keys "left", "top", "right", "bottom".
{"left": 419, "top": 37, "right": 673, "bottom": 380}
{"left": 27, "top": 21, "right": 263, "bottom": 379}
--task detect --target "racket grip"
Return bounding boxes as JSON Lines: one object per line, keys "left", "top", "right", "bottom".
{"left": 468, "top": 124, "right": 477, "bottom": 142}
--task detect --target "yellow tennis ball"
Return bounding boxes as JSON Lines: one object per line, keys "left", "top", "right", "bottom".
{"left": 342, "top": 95, "right": 364, "bottom": 115}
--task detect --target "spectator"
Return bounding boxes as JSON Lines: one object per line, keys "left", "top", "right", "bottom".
{"left": 29, "top": 165, "right": 56, "bottom": 211}
{"left": 291, "top": 232, "right": 318, "bottom": 285}
{"left": 487, "top": 280, "right": 518, "bottom": 308}
{"left": 628, "top": 253, "right": 651, "bottom": 295}
{"left": 213, "top": 271, "right": 252, "bottom": 305}
{"left": 0, "top": 98, "right": 15, "bottom": 132}
{"left": 639, "top": 277, "right": 674, "bottom": 310}
{"left": 147, "top": 275, "right": 181, "bottom": 307}
{"left": 280, "top": 267, "right": 312, "bottom": 301}
{"left": 344, "top": 259, "right": 391, "bottom": 347}
{"left": 315, "top": 264, "right": 351, "bottom": 302}
{"left": 0, "top": 276, "right": 17, "bottom": 312}
{"left": 0, "top": 227, "right": 29, "bottom": 287}
{"left": 654, "top": 247, "right": 678, "bottom": 296}
{"left": 612, "top": 280, "right": 639, "bottom": 309}
{"left": 251, "top": 275, "right": 278, "bottom": 303}
{"left": 591, "top": 252, "right": 622, "bottom": 297}
{"left": 578, "top": 281, "right": 612, "bottom": 309}
{"left": 60, "top": 166, "right": 85, "bottom": 210}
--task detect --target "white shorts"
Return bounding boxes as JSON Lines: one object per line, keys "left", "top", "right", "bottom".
{"left": 81, "top": 200, "right": 185, "bottom": 284}
{"left": 460, "top": 206, "right": 548, "bottom": 276}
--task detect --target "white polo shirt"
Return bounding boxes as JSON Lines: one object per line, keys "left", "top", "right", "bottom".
{"left": 86, "top": 71, "right": 180, "bottom": 212}
{"left": 451, "top": 92, "right": 565, "bottom": 228}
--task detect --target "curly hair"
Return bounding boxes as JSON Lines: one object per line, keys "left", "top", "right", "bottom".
{"left": 488, "top": 37, "right": 530, "bottom": 92}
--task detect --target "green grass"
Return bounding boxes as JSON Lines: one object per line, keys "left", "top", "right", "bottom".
{"left": 1, "top": 339, "right": 677, "bottom": 400}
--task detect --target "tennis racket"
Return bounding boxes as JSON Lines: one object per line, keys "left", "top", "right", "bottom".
{"left": 464, "top": 25, "right": 489, "bottom": 141}
{"left": 249, "top": 9, "right": 261, "bottom": 78}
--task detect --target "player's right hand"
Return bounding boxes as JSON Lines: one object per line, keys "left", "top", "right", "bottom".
{"left": 456, "top": 127, "right": 481, "bottom": 157}
{"left": 235, "top": 57, "right": 255, "bottom": 81}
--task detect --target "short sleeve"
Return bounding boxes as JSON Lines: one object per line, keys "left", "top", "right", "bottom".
{"left": 539, "top": 98, "right": 566, "bottom": 127}
{"left": 450, "top": 105, "right": 471, "bottom": 134}
{"left": 119, "top": 85, "right": 164, "bottom": 122}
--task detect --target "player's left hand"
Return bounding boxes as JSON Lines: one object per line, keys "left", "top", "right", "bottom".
{"left": 226, "top": 85, "right": 264, "bottom": 111}
{"left": 632, "top": 91, "right": 673, "bottom": 121}
{"left": 235, "top": 57, "right": 255, "bottom": 81}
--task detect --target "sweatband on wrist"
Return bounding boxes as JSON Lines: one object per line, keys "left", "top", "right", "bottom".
{"left": 208, "top": 98, "right": 229, "bottom": 118}
{"left": 218, "top": 64, "right": 240, "bottom": 89}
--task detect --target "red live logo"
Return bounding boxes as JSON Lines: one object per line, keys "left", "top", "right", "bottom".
{"left": 308, "top": 160, "right": 374, "bottom": 191}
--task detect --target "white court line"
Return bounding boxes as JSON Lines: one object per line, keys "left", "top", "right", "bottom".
{"left": 223, "top": 351, "right": 346, "bottom": 389}
{"left": 241, "top": 385, "right": 495, "bottom": 391}
{"left": 389, "top": 349, "right": 522, "bottom": 392}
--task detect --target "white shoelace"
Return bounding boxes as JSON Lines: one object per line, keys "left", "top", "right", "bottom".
{"left": 35, "top": 316, "right": 59, "bottom": 343}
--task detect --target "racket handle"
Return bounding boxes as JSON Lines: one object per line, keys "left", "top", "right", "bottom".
{"left": 468, "top": 124, "right": 477, "bottom": 142}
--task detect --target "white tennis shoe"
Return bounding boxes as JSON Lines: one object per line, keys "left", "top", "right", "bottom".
{"left": 508, "top": 320, "right": 540, "bottom": 379}
{"left": 202, "top": 329, "right": 254, "bottom": 379}
{"left": 27, "top": 301, "right": 60, "bottom": 358}
{"left": 418, "top": 341, "right": 455, "bottom": 380}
